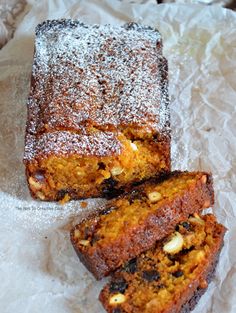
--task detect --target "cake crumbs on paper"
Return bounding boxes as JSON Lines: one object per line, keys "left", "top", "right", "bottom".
{"left": 80, "top": 201, "right": 88, "bottom": 208}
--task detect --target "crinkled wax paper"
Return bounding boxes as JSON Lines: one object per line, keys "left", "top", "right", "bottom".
{"left": 0, "top": 0, "right": 235, "bottom": 312}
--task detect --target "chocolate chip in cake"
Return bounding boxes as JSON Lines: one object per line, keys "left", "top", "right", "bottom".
{"left": 84, "top": 226, "right": 91, "bottom": 239}
{"left": 104, "top": 189, "right": 123, "bottom": 199}
{"left": 102, "top": 178, "right": 123, "bottom": 199}
{"left": 129, "top": 190, "right": 146, "bottom": 203}
{"left": 124, "top": 258, "right": 137, "bottom": 274}
{"left": 132, "top": 181, "right": 142, "bottom": 187}
{"left": 34, "top": 170, "right": 45, "bottom": 182}
{"left": 98, "top": 162, "right": 106, "bottom": 170}
{"left": 173, "top": 270, "right": 184, "bottom": 278}
{"left": 152, "top": 133, "right": 160, "bottom": 141}
{"left": 91, "top": 234, "right": 101, "bottom": 245}
{"left": 180, "top": 247, "right": 194, "bottom": 255}
{"left": 167, "top": 254, "right": 176, "bottom": 262}
{"left": 109, "top": 279, "right": 128, "bottom": 294}
{"left": 181, "top": 222, "right": 191, "bottom": 231}
{"left": 57, "top": 190, "right": 66, "bottom": 200}
{"left": 103, "top": 177, "right": 118, "bottom": 188}
{"left": 175, "top": 225, "right": 180, "bottom": 231}
{"left": 142, "top": 270, "right": 160, "bottom": 282}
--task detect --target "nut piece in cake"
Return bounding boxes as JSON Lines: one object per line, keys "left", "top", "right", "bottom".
{"left": 163, "top": 232, "right": 184, "bottom": 254}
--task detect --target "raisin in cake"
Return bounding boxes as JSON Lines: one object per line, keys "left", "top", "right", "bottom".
{"left": 24, "top": 20, "right": 170, "bottom": 201}
{"left": 99, "top": 214, "right": 226, "bottom": 313}
{"left": 71, "top": 171, "right": 214, "bottom": 279}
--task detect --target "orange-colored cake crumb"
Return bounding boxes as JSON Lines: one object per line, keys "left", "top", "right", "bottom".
{"left": 80, "top": 201, "right": 88, "bottom": 208}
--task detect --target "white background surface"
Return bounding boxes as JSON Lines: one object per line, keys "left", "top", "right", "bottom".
{"left": 0, "top": 1, "right": 236, "bottom": 312}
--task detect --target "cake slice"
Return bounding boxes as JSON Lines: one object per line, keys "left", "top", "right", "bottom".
{"left": 24, "top": 20, "right": 170, "bottom": 201}
{"left": 70, "top": 171, "right": 214, "bottom": 279}
{"left": 99, "top": 214, "right": 226, "bottom": 313}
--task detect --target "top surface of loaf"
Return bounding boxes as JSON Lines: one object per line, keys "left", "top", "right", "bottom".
{"left": 28, "top": 19, "right": 169, "bottom": 136}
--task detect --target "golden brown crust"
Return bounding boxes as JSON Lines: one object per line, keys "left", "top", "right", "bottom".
{"left": 71, "top": 171, "right": 214, "bottom": 279}
{"left": 99, "top": 214, "right": 226, "bottom": 313}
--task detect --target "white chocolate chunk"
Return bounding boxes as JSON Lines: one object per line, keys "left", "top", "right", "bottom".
{"left": 36, "top": 191, "right": 45, "bottom": 200}
{"left": 130, "top": 142, "right": 138, "bottom": 151}
{"left": 109, "top": 293, "right": 126, "bottom": 305}
{"left": 189, "top": 214, "right": 205, "bottom": 225}
{"left": 29, "top": 177, "right": 42, "bottom": 190}
{"left": 74, "top": 230, "right": 81, "bottom": 239}
{"left": 79, "top": 240, "right": 90, "bottom": 246}
{"left": 148, "top": 191, "right": 162, "bottom": 203}
{"left": 111, "top": 166, "right": 124, "bottom": 176}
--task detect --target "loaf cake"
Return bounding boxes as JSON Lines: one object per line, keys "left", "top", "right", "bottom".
{"left": 23, "top": 20, "right": 170, "bottom": 201}
{"left": 70, "top": 171, "right": 214, "bottom": 279}
{"left": 99, "top": 213, "right": 226, "bottom": 313}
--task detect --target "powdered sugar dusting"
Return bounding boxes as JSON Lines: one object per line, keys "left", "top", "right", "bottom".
{"left": 24, "top": 131, "right": 122, "bottom": 161}
{"left": 27, "top": 20, "right": 169, "bottom": 137}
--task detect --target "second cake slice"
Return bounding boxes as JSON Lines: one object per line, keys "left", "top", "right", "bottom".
{"left": 99, "top": 213, "right": 226, "bottom": 313}
{"left": 71, "top": 171, "right": 214, "bottom": 279}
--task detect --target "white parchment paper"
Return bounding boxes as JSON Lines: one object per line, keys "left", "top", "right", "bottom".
{"left": 0, "top": 1, "right": 236, "bottom": 312}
